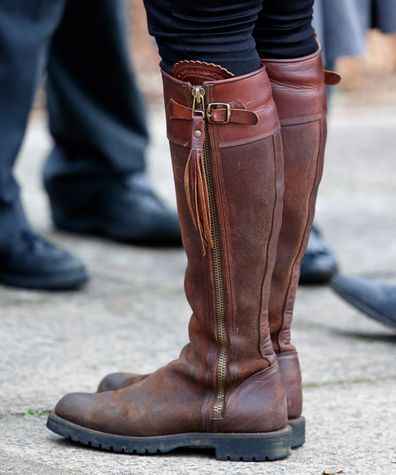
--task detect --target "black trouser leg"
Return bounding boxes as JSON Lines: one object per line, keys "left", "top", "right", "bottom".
{"left": 254, "top": 0, "right": 317, "bottom": 59}
{"left": 0, "top": 0, "right": 65, "bottom": 244}
{"left": 44, "top": 0, "right": 149, "bottom": 196}
{"left": 143, "top": 0, "right": 316, "bottom": 75}
{"left": 143, "top": 0, "right": 263, "bottom": 76}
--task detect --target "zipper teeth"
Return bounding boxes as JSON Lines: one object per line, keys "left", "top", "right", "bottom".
{"left": 202, "top": 130, "right": 228, "bottom": 421}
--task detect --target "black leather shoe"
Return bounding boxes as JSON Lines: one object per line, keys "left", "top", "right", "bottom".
{"left": 47, "top": 173, "right": 181, "bottom": 247}
{"left": 299, "top": 225, "right": 338, "bottom": 285}
{"left": 0, "top": 231, "right": 88, "bottom": 290}
{"left": 331, "top": 275, "right": 396, "bottom": 329}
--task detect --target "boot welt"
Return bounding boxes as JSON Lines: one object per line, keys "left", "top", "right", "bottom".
{"left": 47, "top": 414, "right": 291, "bottom": 462}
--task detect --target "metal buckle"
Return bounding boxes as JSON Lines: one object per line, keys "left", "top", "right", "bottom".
{"left": 206, "top": 103, "right": 232, "bottom": 124}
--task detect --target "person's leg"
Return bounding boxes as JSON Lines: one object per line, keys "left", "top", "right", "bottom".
{"left": 253, "top": 0, "right": 317, "bottom": 59}
{"left": 254, "top": 0, "right": 340, "bottom": 447}
{"left": 89, "top": 0, "right": 341, "bottom": 451}
{"left": 46, "top": 0, "right": 148, "bottom": 180}
{"left": 145, "top": 0, "right": 262, "bottom": 75}
{"left": 44, "top": 0, "right": 180, "bottom": 246}
{"left": 48, "top": 0, "right": 292, "bottom": 461}
{"left": 0, "top": 0, "right": 65, "bottom": 243}
{"left": 0, "top": 0, "right": 87, "bottom": 290}
{"left": 94, "top": 0, "right": 319, "bottom": 440}
{"left": 255, "top": 0, "right": 338, "bottom": 286}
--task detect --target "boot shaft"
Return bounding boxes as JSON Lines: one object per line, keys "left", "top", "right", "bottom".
{"left": 162, "top": 63, "right": 285, "bottom": 419}
{"left": 49, "top": 64, "right": 292, "bottom": 453}
{"left": 261, "top": 50, "right": 341, "bottom": 354}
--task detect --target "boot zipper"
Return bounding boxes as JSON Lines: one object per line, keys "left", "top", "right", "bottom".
{"left": 191, "top": 86, "right": 228, "bottom": 420}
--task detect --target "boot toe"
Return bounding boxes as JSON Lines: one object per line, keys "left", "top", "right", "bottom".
{"left": 55, "top": 392, "right": 96, "bottom": 428}
{"left": 97, "top": 372, "right": 147, "bottom": 393}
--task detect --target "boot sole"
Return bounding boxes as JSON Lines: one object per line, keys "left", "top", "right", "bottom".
{"left": 47, "top": 414, "right": 291, "bottom": 461}
{"left": 288, "top": 416, "right": 305, "bottom": 449}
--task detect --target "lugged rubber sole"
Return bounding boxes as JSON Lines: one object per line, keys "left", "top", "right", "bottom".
{"left": 47, "top": 414, "right": 291, "bottom": 461}
{"left": 288, "top": 416, "right": 305, "bottom": 449}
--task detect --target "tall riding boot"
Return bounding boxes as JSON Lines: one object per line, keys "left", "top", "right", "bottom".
{"left": 262, "top": 49, "right": 341, "bottom": 449}
{"left": 96, "top": 51, "right": 340, "bottom": 449}
{"left": 47, "top": 63, "right": 290, "bottom": 461}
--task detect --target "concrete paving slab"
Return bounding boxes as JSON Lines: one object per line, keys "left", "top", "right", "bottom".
{"left": 1, "top": 382, "right": 396, "bottom": 475}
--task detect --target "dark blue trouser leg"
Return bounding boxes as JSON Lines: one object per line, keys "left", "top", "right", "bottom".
{"left": 0, "top": 0, "right": 65, "bottom": 245}
{"left": 44, "top": 0, "right": 149, "bottom": 196}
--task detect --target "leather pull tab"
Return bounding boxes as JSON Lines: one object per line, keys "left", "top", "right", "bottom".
{"left": 184, "top": 117, "right": 213, "bottom": 255}
{"left": 325, "top": 70, "right": 342, "bottom": 85}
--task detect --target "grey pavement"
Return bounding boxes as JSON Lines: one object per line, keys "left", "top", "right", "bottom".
{"left": 1, "top": 103, "right": 396, "bottom": 474}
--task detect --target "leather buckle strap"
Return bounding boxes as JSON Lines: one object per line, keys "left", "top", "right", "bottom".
{"left": 207, "top": 103, "right": 231, "bottom": 124}
{"left": 168, "top": 99, "right": 258, "bottom": 125}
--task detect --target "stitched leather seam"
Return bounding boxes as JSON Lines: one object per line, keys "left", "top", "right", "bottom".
{"left": 259, "top": 133, "right": 280, "bottom": 361}
{"left": 278, "top": 119, "right": 324, "bottom": 352}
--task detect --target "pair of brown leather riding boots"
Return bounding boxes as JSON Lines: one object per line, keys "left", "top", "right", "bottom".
{"left": 47, "top": 50, "right": 340, "bottom": 461}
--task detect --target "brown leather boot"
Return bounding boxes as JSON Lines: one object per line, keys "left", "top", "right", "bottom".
{"left": 263, "top": 50, "right": 341, "bottom": 449}
{"left": 96, "top": 49, "right": 340, "bottom": 450}
{"left": 47, "top": 62, "right": 291, "bottom": 461}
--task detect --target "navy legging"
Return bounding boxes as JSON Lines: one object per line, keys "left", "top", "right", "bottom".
{"left": 143, "top": 0, "right": 317, "bottom": 76}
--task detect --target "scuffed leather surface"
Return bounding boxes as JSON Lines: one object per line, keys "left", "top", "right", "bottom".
{"left": 263, "top": 50, "right": 328, "bottom": 419}
{"left": 277, "top": 352, "right": 303, "bottom": 420}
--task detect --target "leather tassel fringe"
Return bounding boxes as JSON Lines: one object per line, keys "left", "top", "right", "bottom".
{"left": 184, "top": 145, "right": 213, "bottom": 256}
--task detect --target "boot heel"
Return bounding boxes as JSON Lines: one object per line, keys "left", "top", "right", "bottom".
{"left": 213, "top": 426, "right": 291, "bottom": 461}
{"left": 288, "top": 416, "right": 305, "bottom": 449}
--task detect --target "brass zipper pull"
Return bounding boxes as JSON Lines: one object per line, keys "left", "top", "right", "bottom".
{"left": 185, "top": 87, "right": 212, "bottom": 255}
{"left": 191, "top": 86, "right": 206, "bottom": 119}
